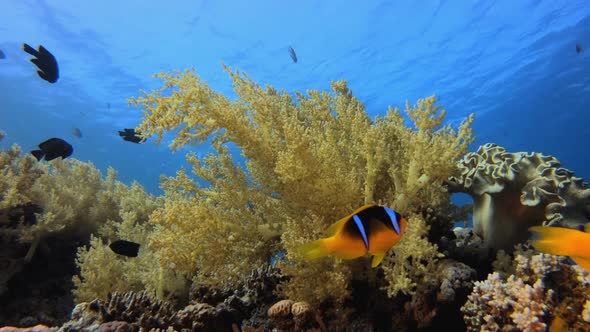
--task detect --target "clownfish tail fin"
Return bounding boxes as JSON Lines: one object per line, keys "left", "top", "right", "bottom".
{"left": 296, "top": 238, "right": 333, "bottom": 261}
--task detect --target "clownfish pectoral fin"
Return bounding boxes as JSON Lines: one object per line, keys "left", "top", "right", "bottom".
{"left": 371, "top": 252, "right": 386, "bottom": 268}
{"left": 296, "top": 238, "right": 332, "bottom": 261}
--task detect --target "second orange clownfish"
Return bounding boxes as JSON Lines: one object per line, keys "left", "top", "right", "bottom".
{"left": 297, "top": 204, "right": 407, "bottom": 267}
{"left": 529, "top": 224, "right": 590, "bottom": 273}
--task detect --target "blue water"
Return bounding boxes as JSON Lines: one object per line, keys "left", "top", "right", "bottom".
{"left": 0, "top": 0, "right": 589, "bottom": 195}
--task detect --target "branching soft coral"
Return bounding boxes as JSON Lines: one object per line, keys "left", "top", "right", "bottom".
{"left": 128, "top": 65, "right": 474, "bottom": 304}
{"left": 380, "top": 214, "right": 443, "bottom": 297}
{"left": 73, "top": 210, "right": 175, "bottom": 303}
{"left": 0, "top": 144, "right": 159, "bottom": 298}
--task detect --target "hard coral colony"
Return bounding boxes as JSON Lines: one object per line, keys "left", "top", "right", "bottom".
{"left": 2, "top": 64, "right": 590, "bottom": 331}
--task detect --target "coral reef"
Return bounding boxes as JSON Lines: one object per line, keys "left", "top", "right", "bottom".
{"left": 58, "top": 291, "right": 176, "bottom": 332}
{"left": 379, "top": 214, "right": 443, "bottom": 298}
{"left": 462, "top": 245, "right": 590, "bottom": 331}
{"left": 125, "top": 65, "right": 474, "bottom": 306}
{"left": 0, "top": 66, "right": 491, "bottom": 330}
{"left": 0, "top": 326, "right": 54, "bottom": 332}
{"left": 59, "top": 265, "right": 288, "bottom": 331}
{"left": 0, "top": 145, "right": 158, "bottom": 326}
{"left": 267, "top": 299, "right": 325, "bottom": 331}
{"left": 446, "top": 143, "right": 590, "bottom": 251}
{"left": 462, "top": 272, "right": 552, "bottom": 331}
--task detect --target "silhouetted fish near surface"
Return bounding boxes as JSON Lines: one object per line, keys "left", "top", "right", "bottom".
{"left": 109, "top": 240, "right": 140, "bottom": 257}
{"left": 72, "top": 127, "right": 82, "bottom": 138}
{"left": 31, "top": 138, "right": 73, "bottom": 161}
{"left": 118, "top": 128, "right": 144, "bottom": 144}
{"left": 0, "top": 49, "right": 5, "bottom": 59}
{"left": 22, "top": 43, "right": 59, "bottom": 83}
{"left": 576, "top": 43, "right": 583, "bottom": 54}
{"left": 288, "top": 46, "right": 297, "bottom": 63}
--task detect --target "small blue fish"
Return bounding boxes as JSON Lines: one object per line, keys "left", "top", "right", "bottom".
{"left": 72, "top": 127, "right": 82, "bottom": 138}
{"left": 288, "top": 46, "right": 297, "bottom": 63}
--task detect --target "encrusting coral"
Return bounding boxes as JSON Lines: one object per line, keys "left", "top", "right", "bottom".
{"left": 124, "top": 64, "right": 475, "bottom": 306}
{"left": 60, "top": 265, "right": 289, "bottom": 331}
{"left": 447, "top": 143, "right": 590, "bottom": 251}
{"left": 462, "top": 245, "right": 590, "bottom": 331}
{"left": 462, "top": 272, "right": 552, "bottom": 332}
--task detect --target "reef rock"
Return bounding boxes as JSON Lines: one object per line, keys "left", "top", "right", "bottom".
{"left": 57, "top": 291, "right": 176, "bottom": 332}
{"left": 58, "top": 265, "right": 286, "bottom": 331}
{"left": 447, "top": 143, "right": 590, "bottom": 251}
{"left": 0, "top": 325, "right": 54, "bottom": 332}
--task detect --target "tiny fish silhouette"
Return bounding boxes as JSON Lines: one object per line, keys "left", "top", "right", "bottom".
{"left": 576, "top": 43, "right": 583, "bottom": 54}
{"left": 118, "top": 128, "right": 144, "bottom": 144}
{"left": 109, "top": 240, "right": 140, "bottom": 257}
{"left": 72, "top": 127, "right": 82, "bottom": 138}
{"left": 0, "top": 49, "right": 5, "bottom": 59}
{"left": 22, "top": 43, "right": 59, "bottom": 83}
{"left": 31, "top": 138, "right": 73, "bottom": 161}
{"left": 288, "top": 46, "right": 298, "bottom": 63}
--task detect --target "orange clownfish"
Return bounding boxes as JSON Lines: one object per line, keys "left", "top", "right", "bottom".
{"left": 529, "top": 224, "right": 590, "bottom": 272}
{"left": 297, "top": 204, "right": 407, "bottom": 267}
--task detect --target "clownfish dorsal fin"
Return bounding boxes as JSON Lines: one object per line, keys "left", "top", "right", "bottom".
{"left": 325, "top": 204, "right": 377, "bottom": 236}
{"left": 349, "top": 203, "right": 378, "bottom": 216}
{"left": 325, "top": 217, "right": 348, "bottom": 236}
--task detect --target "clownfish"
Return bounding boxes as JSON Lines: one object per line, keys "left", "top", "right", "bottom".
{"left": 297, "top": 204, "right": 407, "bottom": 267}
{"left": 529, "top": 224, "right": 590, "bottom": 273}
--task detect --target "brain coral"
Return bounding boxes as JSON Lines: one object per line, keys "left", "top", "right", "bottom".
{"left": 447, "top": 143, "right": 590, "bottom": 251}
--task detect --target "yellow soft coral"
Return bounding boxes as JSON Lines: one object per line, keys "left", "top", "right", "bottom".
{"left": 128, "top": 65, "right": 474, "bottom": 304}
{"left": 0, "top": 145, "right": 160, "bottom": 299}
{"left": 380, "top": 214, "right": 443, "bottom": 297}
